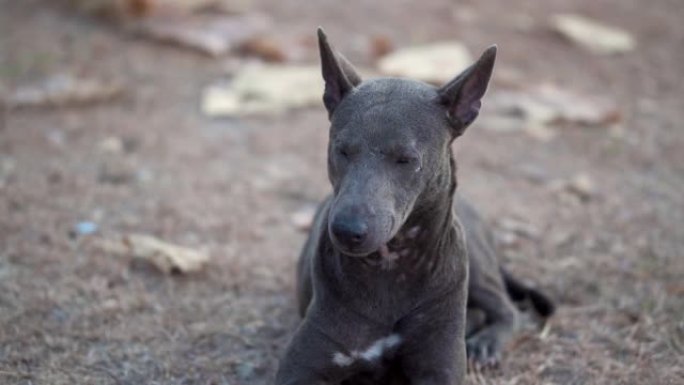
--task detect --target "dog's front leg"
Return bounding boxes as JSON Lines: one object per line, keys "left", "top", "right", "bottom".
{"left": 397, "top": 293, "right": 467, "bottom": 385}
{"left": 276, "top": 317, "right": 351, "bottom": 385}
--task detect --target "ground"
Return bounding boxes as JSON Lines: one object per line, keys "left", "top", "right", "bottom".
{"left": 0, "top": 0, "right": 683, "bottom": 384}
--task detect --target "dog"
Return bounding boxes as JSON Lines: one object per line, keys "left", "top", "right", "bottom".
{"left": 276, "top": 28, "right": 554, "bottom": 385}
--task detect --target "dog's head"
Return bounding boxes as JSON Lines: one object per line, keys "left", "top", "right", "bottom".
{"left": 318, "top": 28, "right": 496, "bottom": 256}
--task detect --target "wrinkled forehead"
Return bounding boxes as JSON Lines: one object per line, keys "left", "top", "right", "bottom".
{"left": 330, "top": 78, "right": 448, "bottom": 146}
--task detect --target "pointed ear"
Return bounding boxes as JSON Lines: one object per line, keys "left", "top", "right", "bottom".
{"left": 318, "top": 27, "right": 362, "bottom": 119}
{"left": 438, "top": 45, "right": 497, "bottom": 137}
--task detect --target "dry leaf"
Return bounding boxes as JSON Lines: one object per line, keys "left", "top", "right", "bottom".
{"left": 69, "top": 0, "right": 242, "bottom": 18}
{"left": 131, "top": 13, "right": 270, "bottom": 56}
{"left": 552, "top": 14, "right": 636, "bottom": 55}
{"left": 369, "top": 34, "right": 394, "bottom": 59}
{"left": 238, "top": 35, "right": 308, "bottom": 63}
{"left": 240, "top": 36, "right": 288, "bottom": 62}
{"left": 546, "top": 173, "right": 597, "bottom": 202}
{"left": 123, "top": 234, "right": 210, "bottom": 274}
{"left": 485, "top": 83, "right": 621, "bottom": 130}
{"left": 99, "top": 136, "right": 125, "bottom": 154}
{"left": 565, "top": 173, "right": 596, "bottom": 201}
{"left": 202, "top": 64, "right": 323, "bottom": 116}
{"left": 4, "top": 74, "right": 124, "bottom": 109}
{"left": 377, "top": 42, "right": 472, "bottom": 84}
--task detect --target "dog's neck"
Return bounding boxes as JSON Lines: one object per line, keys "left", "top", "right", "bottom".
{"left": 367, "top": 154, "right": 459, "bottom": 270}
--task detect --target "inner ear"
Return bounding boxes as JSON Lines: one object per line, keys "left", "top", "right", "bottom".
{"left": 438, "top": 45, "right": 497, "bottom": 136}
{"left": 318, "top": 28, "right": 362, "bottom": 119}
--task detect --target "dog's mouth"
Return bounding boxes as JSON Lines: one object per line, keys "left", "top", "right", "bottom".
{"left": 328, "top": 215, "right": 400, "bottom": 258}
{"left": 328, "top": 233, "right": 380, "bottom": 257}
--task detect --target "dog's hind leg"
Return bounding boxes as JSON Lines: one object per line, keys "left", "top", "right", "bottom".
{"left": 500, "top": 267, "right": 555, "bottom": 318}
{"left": 465, "top": 279, "right": 518, "bottom": 367}
{"left": 456, "top": 196, "right": 518, "bottom": 366}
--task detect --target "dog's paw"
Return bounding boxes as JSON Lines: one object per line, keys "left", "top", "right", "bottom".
{"left": 466, "top": 330, "right": 502, "bottom": 370}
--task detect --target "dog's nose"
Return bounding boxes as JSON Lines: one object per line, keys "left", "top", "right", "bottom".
{"left": 331, "top": 217, "right": 368, "bottom": 247}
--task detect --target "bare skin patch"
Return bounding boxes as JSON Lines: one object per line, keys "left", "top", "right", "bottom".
{"left": 378, "top": 244, "right": 400, "bottom": 270}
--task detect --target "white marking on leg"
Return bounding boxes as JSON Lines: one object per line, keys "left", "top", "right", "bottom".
{"left": 360, "top": 334, "right": 402, "bottom": 361}
{"left": 332, "top": 352, "right": 354, "bottom": 367}
{"left": 331, "top": 334, "right": 402, "bottom": 367}
{"left": 379, "top": 245, "right": 399, "bottom": 270}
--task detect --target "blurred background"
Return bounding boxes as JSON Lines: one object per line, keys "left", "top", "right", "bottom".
{"left": 1, "top": 0, "right": 683, "bottom": 384}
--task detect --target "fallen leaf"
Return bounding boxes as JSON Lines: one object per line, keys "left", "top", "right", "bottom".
{"left": 4, "top": 74, "right": 124, "bottom": 109}
{"left": 483, "top": 83, "right": 621, "bottom": 133}
{"left": 207, "top": 0, "right": 253, "bottom": 15}
{"left": 68, "top": 0, "right": 143, "bottom": 17}
{"left": 535, "top": 84, "right": 621, "bottom": 125}
{"left": 99, "top": 136, "right": 125, "bottom": 154}
{"left": 240, "top": 36, "right": 287, "bottom": 62}
{"left": 378, "top": 42, "right": 472, "bottom": 84}
{"left": 123, "top": 234, "right": 210, "bottom": 274}
{"left": 239, "top": 35, "right": 307, "bottom": 63}
{"left": 552, "top": 13, "right": 636, "bottom": 55}
{"left": 547, "top": 173, "right": 597, "bottom": 202}
{"left": 202, "top": 64, "right": 323, "bottom": 116}
{"left": 69, "top": 0, "right": 243, "bottom": 18}
{"left": 130, "top": 13, "right": 270, "bottom": 56}
{"left": 369, "top": 34, "right": 394, "bottom": 59}
{"left": 565, "top": 173, "right": 596, "bottom": 201}
{"left": 153, "top": 0, "right": 232, "bottom": 13}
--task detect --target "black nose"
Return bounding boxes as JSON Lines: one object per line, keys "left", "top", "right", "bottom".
{"left": 331, "top": 217, "right": 368, "bottom": 247}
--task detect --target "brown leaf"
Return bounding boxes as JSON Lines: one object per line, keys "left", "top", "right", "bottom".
{"left": 4, "top": 74, "right": 124, "bottom": 109}
{"left": 131, "top": 13, "right": 270, "bottom": 57}
{"left": 369, "top": 34, "right": 394, "bottom": 59}
{"left": 239, "top": 36, "right": 287, "bottom": 62}
{"left": 70, "top": 0, "right": 237, "bottom": 18}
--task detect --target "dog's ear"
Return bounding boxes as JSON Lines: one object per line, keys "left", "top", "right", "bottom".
{"left": 318, "top": 27, "right": 362, "bottom": 118}
{"left": 438, "top": 45, "right": 497, "bottom": 137}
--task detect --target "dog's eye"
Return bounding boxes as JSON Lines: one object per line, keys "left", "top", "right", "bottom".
{"left": 339, "top": 148, "right": 349, "bottom": 158}
{"left": 396, "top": 157, "right": 411, "bottom": 165}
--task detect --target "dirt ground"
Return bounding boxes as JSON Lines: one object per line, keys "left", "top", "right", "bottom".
{"left": 1, "top": 0, "right": 683, "bottom": 384}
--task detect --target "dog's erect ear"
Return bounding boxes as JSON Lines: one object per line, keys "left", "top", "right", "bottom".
{"left": 438, "top": 45, "right": 497, "bottom": 137}
{"left": 318, "top": 27, "right": 362, "bottom": 118}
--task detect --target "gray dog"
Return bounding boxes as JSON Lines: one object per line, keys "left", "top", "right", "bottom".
{"left": 276, "top": 29, "right": 554, "bottom": 385}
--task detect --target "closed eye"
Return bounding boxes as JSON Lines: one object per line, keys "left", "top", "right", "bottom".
{"left": 395, "top": 153, "right": 420, "bottom": 166}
